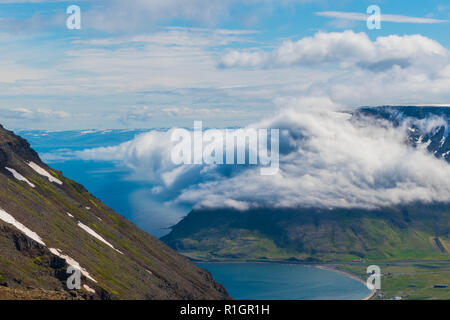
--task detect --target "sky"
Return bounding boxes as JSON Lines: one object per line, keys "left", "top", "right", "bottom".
{"left": 0, "top": 0, "right": 450, "bottom": 131}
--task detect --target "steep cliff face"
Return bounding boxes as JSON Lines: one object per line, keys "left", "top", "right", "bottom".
{"left": 0, "top": 125, "right": 229, "bottom": 300}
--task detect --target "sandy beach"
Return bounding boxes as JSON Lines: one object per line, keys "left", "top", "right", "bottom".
{"left": 315, "top": 265, "right": 376, "bottom": 300}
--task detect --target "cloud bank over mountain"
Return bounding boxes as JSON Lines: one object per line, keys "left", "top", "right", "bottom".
{"left": 75, "top": 97, "right": 450, "bottom": 211}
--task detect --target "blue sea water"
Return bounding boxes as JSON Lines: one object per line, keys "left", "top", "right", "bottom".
{"left": 19, "top": 129, "right": 182, "bottom": 237}
{"left": 20, "top": 130, "right": 372, "bottom": 300}
{"left": 197, "top": 263, "right": 372, "bottom": 300}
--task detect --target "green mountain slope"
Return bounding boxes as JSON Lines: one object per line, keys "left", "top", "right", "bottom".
{"left": 0, "top": 125, "right": 229, "bottom": 300}
{"left": 162, "top": 206, "right": 449, "bottom": 263}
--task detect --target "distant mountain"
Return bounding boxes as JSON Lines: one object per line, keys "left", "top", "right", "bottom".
{"left": 0, "top": 125, "right": 229, "bottom": 300}
{"left": 162, "top": 205, "right": 449, "bottom": 262}
{"left": 353, "top": 106, "right": 449, "bottom": 162}
{"left": 162, "top": 106, "right": 450, "bottom": 263}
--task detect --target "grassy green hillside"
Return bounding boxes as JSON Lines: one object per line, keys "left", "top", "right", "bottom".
{"left": 162, "top": 206, "right": 449, "bottom": 263}
{"left": 333, "top": 261, "right": 449, "bottom": 300}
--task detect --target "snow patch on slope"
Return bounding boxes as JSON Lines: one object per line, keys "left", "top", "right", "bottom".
{"left": 0, "top": 208, "right": 45, "bottom": 245}
{"left": 83, "top": 284, "right": 95, "bottom": 293}
{"left": 49, "top": 248, "right": 97, "bottom": 283}
{"left": 28, "top": 161, "right": 63, "bottom": 185}
{"left": 5, "top": 167, "right": 35, "bottom": 188}
{"left": 77, "top": 222, "right": 123, "bottom": 254}
{"left": 0, "top": 209, "right": 97, "bottom": 284}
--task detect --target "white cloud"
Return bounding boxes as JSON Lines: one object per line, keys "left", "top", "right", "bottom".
{"left": 121, "top": 106, "right": 154, "bottom": 123}
{"left": 73, "top": 27, "right": 259, "bottom": 47}
{"left": 219, "top": 31, "right": 449, "bottom": 71}
{"left": 316, "top": 11, "right": 449, "bottom": 24}
{"left": 0, "top": 107, "right": 70, "bottom": 120}
{"left": 59, "top": 27, "right": 261, "bottom": 91}
{"left": 0, "top": 58, "right": 46, "bottom": 83}
{"left": 0, "top": 0, "right": 314, "bottom": 34}
{"left": 161, "top": 106, "right": 244, "bottom": 117}
{"left": 74, "top": 97, "right": 450, "bottom": 211}
{"left": 120, "top": 104, "right": 249, "bottom": 125}
{"left": 2, "top": 25, "right": 450, "bottom": 130}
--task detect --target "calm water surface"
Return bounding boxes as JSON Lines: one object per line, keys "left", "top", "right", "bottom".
{"left": 197, "top": 263, "right": 371, "bottom": 300}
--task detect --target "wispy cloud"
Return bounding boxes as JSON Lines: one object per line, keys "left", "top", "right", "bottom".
{"left": 316, "top": 11, "right": 448, "bottom": 24}
{"left": 0, "top": 107, "right": 70, "bottom": 120}
{"left": 120, "top": 104, "right": 249, "bottom": 125}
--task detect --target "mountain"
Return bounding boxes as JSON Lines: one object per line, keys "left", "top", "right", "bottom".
{"left": 162, "top": 205, "right": 449, "bottom": 262}
{"left": 0, "top": 125, "right": 229, "bottom": 300}
{"left": 353, "top": 106, "right": 449, "bottom": 162}
{"left": 162, "top": 106, "right": 450, "bottom": 262}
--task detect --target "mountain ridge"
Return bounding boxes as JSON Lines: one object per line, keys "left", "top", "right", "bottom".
{"left": 0, "top": 124, "right": 229, "bottom": 300}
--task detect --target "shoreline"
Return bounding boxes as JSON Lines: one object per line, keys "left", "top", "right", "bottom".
{"left": 315, "top": 265, "right": 376, "bottom": 300}
{"left": 195, "top": 260, "right": 375, "bottom": 300}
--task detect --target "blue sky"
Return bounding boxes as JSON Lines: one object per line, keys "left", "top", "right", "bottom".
{"left": 1, "top": 0, "right": 450, "bottom": 130}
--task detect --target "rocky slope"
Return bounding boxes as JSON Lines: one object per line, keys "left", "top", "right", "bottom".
{"left": 0, "top": 124, "right": 229, "bottom": 300}
{"left": 353, "top": 106, "right": 449, "bottom": 162}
